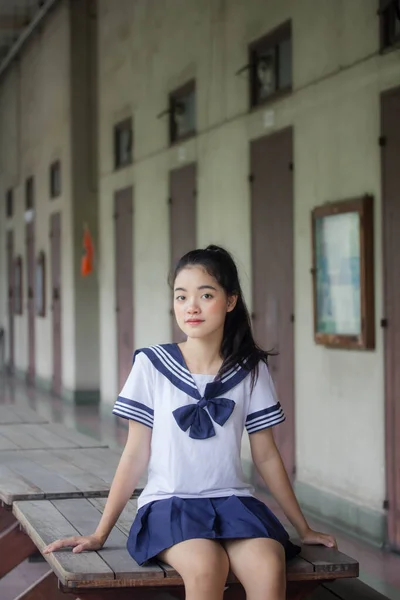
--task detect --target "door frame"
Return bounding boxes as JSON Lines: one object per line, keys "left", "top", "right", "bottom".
{"left": 381, "top": 85, "right": 400, "bottom": 550}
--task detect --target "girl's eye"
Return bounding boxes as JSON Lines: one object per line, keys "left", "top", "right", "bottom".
{"left": 176, "top": 295, "right": 185, "bottom": 301}
{"left": 202, "top": 293, "right": 213, "bottom": 300}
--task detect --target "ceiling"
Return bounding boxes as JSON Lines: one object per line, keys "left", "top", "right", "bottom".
{"left": 0, "top": 0, "right": 45, "bottom": 64}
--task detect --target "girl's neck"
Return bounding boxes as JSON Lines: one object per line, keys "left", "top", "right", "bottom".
{"left": 178, "top": 335, "right": 223, "bottom": 375}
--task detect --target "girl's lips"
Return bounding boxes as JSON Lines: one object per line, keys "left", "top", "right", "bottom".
{"left": 186, "top": 320, "right": 204, "bottom": 324}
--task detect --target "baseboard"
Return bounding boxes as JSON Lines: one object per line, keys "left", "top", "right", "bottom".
{"left": 61, "top": 388, "right": 100, "bottom": 405}
{"left": 294, "top": 480, "right": 386, "bottom": 547}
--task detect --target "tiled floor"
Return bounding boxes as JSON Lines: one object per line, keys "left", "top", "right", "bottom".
{"left": 1, "top": 375, "right": 400, "bottom": 600}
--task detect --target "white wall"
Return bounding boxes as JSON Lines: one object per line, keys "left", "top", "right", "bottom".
{"left": 0, "top": 0, "right": 74, "bottom": 387}
{"left": 96, "top": 0, "right": 400, "bottom": 513}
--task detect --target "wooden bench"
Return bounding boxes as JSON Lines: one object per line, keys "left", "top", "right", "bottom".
{"left": 12, "top": 497, "right": 359, "bottom": 600}
{"left": 0, "top": 426, "right": 144, "bottom": 580}
{"left": 0, "top": 404, "right": 49, "bottom": 425}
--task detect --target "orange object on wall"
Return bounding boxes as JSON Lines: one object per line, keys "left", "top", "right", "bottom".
{"left": 81, "top": 225, "right": 94, "bottom": 277}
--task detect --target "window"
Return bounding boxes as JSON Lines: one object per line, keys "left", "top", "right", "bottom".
{"left": 249, "top": 21, "right": 292, "bottom": 108}
{"left": 50, "top": 160, "right": 61, "bottom": 198}
{"left": 114, "top": 118, "right": 133, "bottom": 169}
{"left": 169, "top": 80, "right": 196, "bottom": 144}
{"left": 25, "top": 177, "right": 34, "bottom": 211}
{"left": 6, "top": 189, "right": 13, "bottom": 218}
{"left": 379, "top": 0, "right": 400, "bottom": 50}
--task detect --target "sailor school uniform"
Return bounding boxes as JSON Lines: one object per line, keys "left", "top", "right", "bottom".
{"left": 112, "top": 343, "right": 300, "bottom": 565}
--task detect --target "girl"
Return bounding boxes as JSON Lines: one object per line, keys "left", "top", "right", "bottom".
{"left": 44, "top": 245, "right": 336, "bottom": 600}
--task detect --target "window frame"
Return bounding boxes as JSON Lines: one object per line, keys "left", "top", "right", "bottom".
{"left": 169, "top": 79, "right": 196, "bottom": 145}
{"left": 114, "top": 117, "right": 133, "bottom": 170}
{"left": 50, "top": 160, "right": 62, "bottom": 199}
{"left": 249, "top": 20, "right": 292, "bottom": 109}
{"left": 379, "top": 0, "right": 400, "bottom": 51}
{"left": 25, "top": 176, "right": 34, "bottom": 211}
{"left": 6, "top": 188, "right": 13, "bottom": 219}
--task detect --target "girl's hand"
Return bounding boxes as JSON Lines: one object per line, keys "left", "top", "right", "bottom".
{"left": 301, "top": 528, "right": 337, "bottom": 549}
{"left": 43, "top": 533, "right": 104, "bottom": 555}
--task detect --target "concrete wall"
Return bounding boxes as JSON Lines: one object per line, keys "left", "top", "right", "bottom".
{"left": 96, "top": 0, "right": 400, "bottom": 524}
{"left": 0, "top": 0, "right": 73, "bottom": 386}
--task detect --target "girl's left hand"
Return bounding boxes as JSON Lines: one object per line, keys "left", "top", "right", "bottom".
{"left": 301, "top": 528, "right": 337, "bottom": 549}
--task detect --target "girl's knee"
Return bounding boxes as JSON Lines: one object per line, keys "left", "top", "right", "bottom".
{"left": 183, "top": 551, "right": 229, "bottom": 591}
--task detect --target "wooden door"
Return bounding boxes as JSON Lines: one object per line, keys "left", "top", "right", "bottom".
{"left": 50, "top": 213, "right": 62, "bottom": 396}
{"left": 169, "top": 163, "right": 197, "bottom": 342}
{"left": 381, "top": 87, "right": 400, "bottom": 551}
{"left": 25, "top": 220, "right": 35, "bottom": 385}
{"left": 6, "top": 230, "right": 14, "bottom": 373}
{"left": 114, "top": 187, "right": 134, "bottom": 391}
{"left": 250, "top": 128, "right": 295, "bottom": 478}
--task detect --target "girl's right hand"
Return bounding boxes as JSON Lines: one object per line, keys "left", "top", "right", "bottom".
{"left": 43, "top": 533, "right": 104, "bottom": 555}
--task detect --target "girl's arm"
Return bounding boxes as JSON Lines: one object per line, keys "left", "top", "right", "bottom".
{"left": 43, "top": 419, "right": 151, "bottom": 554}
{"left": 250, "top": 427, "right": 337, "bottom": 548}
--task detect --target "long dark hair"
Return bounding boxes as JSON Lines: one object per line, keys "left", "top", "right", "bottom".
{"left": 170, "top": 244, "right": 272, "bottom": 385}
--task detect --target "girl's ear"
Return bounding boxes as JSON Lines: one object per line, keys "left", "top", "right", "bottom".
{"left": 227, "top": 295, "right": 238, "bottom": 313}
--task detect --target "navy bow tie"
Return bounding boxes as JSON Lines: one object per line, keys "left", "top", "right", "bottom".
{"left": 173, "top": 397, "right": 235, "bottom": 440}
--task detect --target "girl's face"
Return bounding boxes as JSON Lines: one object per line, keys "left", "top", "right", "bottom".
{"left": 174, "top": 266, "right": 237, "bottom": 340}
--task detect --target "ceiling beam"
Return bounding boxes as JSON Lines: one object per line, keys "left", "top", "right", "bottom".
{"left": 0, "top": 0, "right": 61, "bottom": 79}
{"left": 0, "top": 16, "right": 29, "bottom": 30}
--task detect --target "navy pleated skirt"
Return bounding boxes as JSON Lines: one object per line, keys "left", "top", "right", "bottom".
{"left": 127, "top": 495, "right": 301, "bottom": 565}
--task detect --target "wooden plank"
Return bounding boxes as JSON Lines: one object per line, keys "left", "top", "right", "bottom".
{"left": 53, "top": 448, "right": 120, "bottom": 484}
{"left": 53, "top": 498, "right": 163, "bottom": 580}
{"left": 87, "top": 497, "right": 138, "bottom": 536}
{"left": 13, "top": 571, "right": 67, "bottom": 600}
{"left": 323, "top": 579, "right": 389, "bottom": 599}
{"left": 43, "top": 423, "right": 108, "bottom": 448}
{"left": 13, "top": 499, "right": 114, "bottom": 584}
{"left": 299, "top": 545, "right": 359, "bottom": 576}
{"left": 0, "top": 405, "right": 48, "bottom": 425}
{"left": 4, "top": 453, "right": 82, "bottom": 498}
{"left": 0, "top": 425, "right": 47, "bottom": 449}
{"left": 0, "top": 464, "right": 44, "bottom": 506}
{"left": 14, "top": 450, "right": 111, "bottom": 496}
{"left": 0, "top": 521, "right": 37, "bottom": 578}
{"left": 0, "top": 431, "right": 20, "bottom": 450}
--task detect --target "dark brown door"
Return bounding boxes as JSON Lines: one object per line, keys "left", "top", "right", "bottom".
{"left": 169, "top": 163, "right": 197, "bottom": 342}
{"left": 250, "top": 128, "right": 295, "bottom": 478}
{"left": 381, "top": 87, "right": 400, "bottom": 551}
{"left": 115, "top": 187, "right": 134, "bottom": 391}
{"left": 6, "top": 230, "right": 14, "bottom": 372}
{"left": 26, "top": 220, "right": 35, "bottom": 384}
{"left": 50, "top": 213, "right": 62, "bottom": 396}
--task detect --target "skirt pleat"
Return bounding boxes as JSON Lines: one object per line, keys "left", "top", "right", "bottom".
{"left": 127, "top": 495, "right": 301, "bottom": 565}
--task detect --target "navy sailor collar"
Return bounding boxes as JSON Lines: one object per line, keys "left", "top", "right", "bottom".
{"left": 135, "top": 343, "right": 251, "bottom": 401}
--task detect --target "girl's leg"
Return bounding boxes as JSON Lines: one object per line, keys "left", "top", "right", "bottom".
{"left": 158, "top": 538, "right": 229, "bottom": 600}
{"left": 222, "top": 538, "right": 286, "bottom": 600}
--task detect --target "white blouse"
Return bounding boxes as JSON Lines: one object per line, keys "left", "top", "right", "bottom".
{"left": 112, "top": 344, "right": 285, "bottom": 509}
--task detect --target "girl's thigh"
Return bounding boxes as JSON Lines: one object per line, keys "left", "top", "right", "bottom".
{"left": 158, "top": 538, "right": 229, "bottom": 588}
{"left": 222, "top": 537, "right": 286, "bottom": 599}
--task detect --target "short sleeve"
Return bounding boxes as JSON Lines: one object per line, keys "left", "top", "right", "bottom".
{"left": 245, "top": 361, "right": 285, "bottom": 434}
{"left": 112, "top": 351, "right": 154, "bottom": 428}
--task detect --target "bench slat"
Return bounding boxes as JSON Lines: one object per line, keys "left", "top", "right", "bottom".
{"left": 0, "top": 423, "right": 108, "bottom": 451}
{"left": 4, "top": 454, "right": 82, "bottom": 498}
{"left": 54, "top": 498, "right": 163, "bottom": 580}
{"left": 13, "top": 450, "right": 111, "bottom": 496}
{"left": 299, "top": 545, "right": 358, "bottom": 576}
{"left": 0, "top": 432, "right": 20, "bottom": 451}
{"left": 0, "top": 464, "right": 45, "bottom": 504}
{"left": 13, "top": 499, "right": 115, "bottom": 583}
{"left": 0, "top": 405, "right": 48, "bottom": 425}
{"left": 43, "top": 423, "right": 107, "bottom": 448}
{"left": 53, "top": 448, "right": 120, "bottom": 483}
{"left": 323, "top": 579, "right": 389, "bottom": 599}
